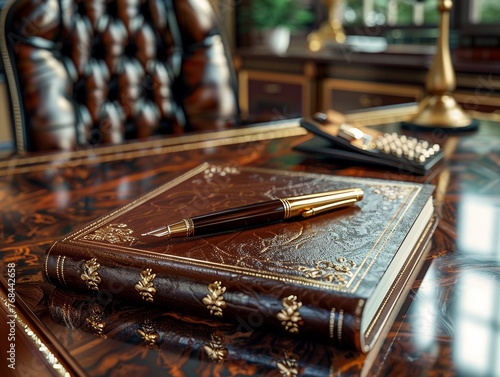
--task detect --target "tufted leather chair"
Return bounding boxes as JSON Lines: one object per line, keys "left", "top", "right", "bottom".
{"left": 0, "top": 0, "right": 239, "bottom": 152}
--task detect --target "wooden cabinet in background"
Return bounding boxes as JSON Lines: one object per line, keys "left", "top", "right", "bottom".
{"left": 321, "top": 79, "right": 423, "bottom": 113}
{"left": 234, "top": 55, "right": 319, "bottom": 122}
{"left": 238, "top": 70, "right": 315, "bottom": 122}
{"left": 235, "top": 47, "right": 500, "bottom": 121}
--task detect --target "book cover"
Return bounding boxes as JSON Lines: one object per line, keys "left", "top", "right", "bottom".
{"left": 44, "top": 163, "right": 436, "bottom": 352}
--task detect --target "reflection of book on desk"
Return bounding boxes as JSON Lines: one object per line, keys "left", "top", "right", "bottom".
{"left": 44, "top": 163, "right": 437, "bottom": 352}
{"left": 43, "top": 285, "right": 366, "bottom": 376}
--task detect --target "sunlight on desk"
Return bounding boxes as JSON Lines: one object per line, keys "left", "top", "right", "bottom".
{"left": 458, "top": 197, "right": 499, "bottom": 259}
{"left": 454, "top": 270, "right": 500, "bottom": 377}
{"left": 455, "top": 195, "right": 500, "bottom": 376}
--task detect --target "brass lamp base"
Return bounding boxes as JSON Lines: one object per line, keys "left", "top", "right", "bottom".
{"left": 308, "top": 23, "right": 346, "bottom": 52}
{"left": 403, "top": 94, "right": 479, "bottom": 132}
{"left": 307, "top": 0, "right": 345, "bottom": 52}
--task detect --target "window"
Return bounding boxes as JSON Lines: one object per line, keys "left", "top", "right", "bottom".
{"left": 343, "top": 0, "right": 439, "bottom": 27}
{"left": 341, "top": 0, "right": 500, "bottom": 28}
{"left": 469, "top": 0, "right": 500, "bottom": 24}
{"left": 234, "top": 1, "right": 500, "bottom": 49}
{"left": 339, "top": 0, "right": 500, "bottom": 47}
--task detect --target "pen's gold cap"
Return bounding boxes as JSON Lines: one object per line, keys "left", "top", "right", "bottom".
{"left": 283, "top": 188, "right": 363, "bottom": 219}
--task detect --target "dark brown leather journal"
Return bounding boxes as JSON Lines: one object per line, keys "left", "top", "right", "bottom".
{"left": 44, "top": 163, "right": 437, "bottom": 352}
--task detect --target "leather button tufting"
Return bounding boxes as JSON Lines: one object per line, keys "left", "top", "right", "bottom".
{"left": 1, "top": 0, "right": 239, "bottom": 152}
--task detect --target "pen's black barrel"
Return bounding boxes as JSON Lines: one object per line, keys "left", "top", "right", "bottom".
{"left": 190, "top": 200, "right": 285, "bottom": 236}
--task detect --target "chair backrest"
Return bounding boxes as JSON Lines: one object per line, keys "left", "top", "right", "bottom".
{"left": 0, "top": 0, "right": 239, "bottom": 152}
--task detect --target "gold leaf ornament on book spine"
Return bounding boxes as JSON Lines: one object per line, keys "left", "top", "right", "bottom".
{"left": 202, "top": 281, "right": 227, "bottom": 317}
{"left": 277, "top": 295, "right": 303, "bottom": 334}
{"left": 81, "top": 258, "right": 102, "bottom": 291}
{"left": 135, "top": 268, "right": 157, "bottom": 303}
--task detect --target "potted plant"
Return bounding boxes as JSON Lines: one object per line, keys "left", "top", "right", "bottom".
{"left": 243, "top": 0, "right": 314, "bottom": 54}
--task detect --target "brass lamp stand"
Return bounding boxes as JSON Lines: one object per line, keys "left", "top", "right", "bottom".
{"left": 308, "top": 0, "right": 346, "bottom": 52}
{"left": 405, "top": 0, "right": 478, "bottom": 131}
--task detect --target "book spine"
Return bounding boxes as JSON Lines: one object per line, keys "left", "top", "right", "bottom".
{"left": 44, "top": 241, "right": 365, "bottom": 350}
{"left": 48, "top": 288, "right": 346, "bottom": 375}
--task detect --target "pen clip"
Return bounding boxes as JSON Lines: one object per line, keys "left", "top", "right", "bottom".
{"left": 300, "top": 198, "right": 358, "bottom": 218}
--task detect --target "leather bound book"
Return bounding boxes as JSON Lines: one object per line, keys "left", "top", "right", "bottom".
{"left": 44, "top": 163, "right": 437, "bottom": 352}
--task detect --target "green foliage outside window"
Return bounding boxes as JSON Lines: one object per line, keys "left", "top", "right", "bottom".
{"left": 475, "top": 0, "right": 500, "bottom": 23}
{"left": 242, "top": 0, "right": 314, "bottom": 32}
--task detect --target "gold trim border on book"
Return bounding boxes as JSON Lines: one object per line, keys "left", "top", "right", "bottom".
{"left": 350, "top": 183, "right": 421, "bottom": 292}
{"left": 364, "top": 216, "right": 437, "bottom": 341}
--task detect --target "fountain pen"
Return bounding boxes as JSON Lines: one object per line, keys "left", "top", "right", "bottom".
{"left": 142, "top": 188, "right": 364, "bottom": 239}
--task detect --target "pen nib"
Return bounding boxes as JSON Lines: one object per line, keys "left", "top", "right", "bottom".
{"left": 141, "top": 226, "right": 170, "bottom": 238}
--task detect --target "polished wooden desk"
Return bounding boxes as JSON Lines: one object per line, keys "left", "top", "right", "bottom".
{"left": 1, "top": 105, "right": 499, "bottom": 377}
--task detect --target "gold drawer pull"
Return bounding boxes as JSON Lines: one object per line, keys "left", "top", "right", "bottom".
{"left": 359, "top": 94, "right": 383, "bottom": 108}
{"left": 264, "top": 84, "right": 282, "bottom": 94}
